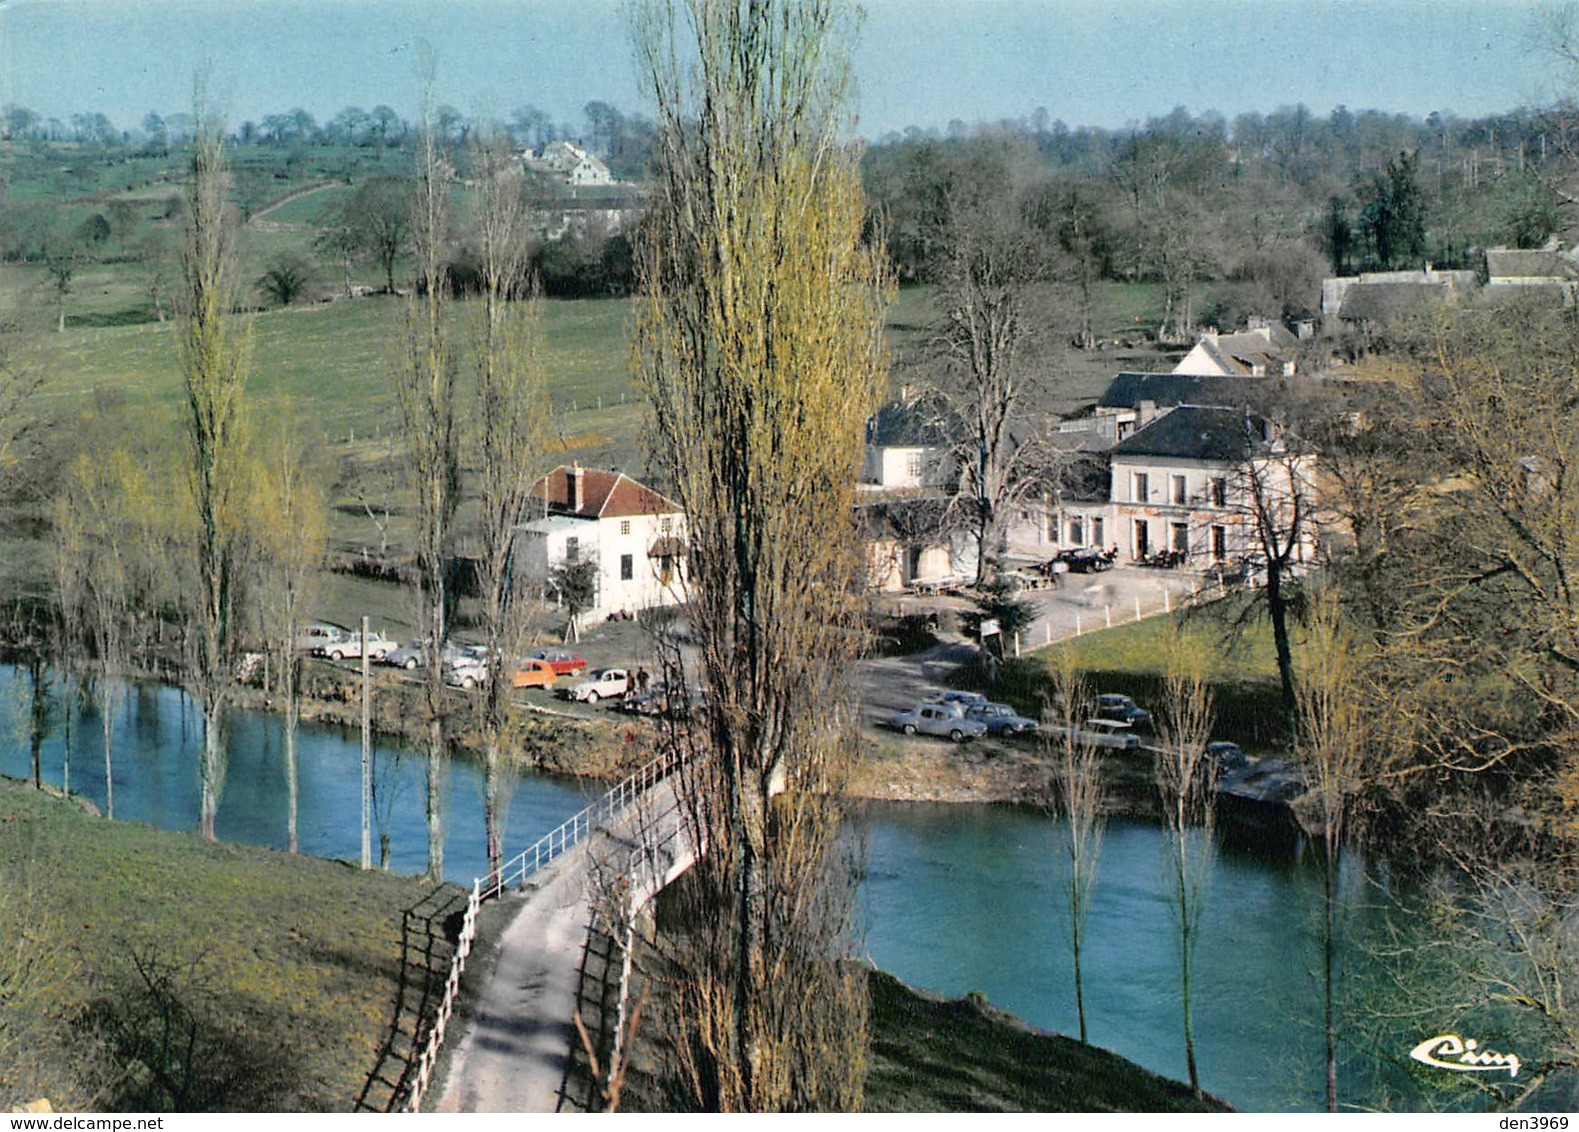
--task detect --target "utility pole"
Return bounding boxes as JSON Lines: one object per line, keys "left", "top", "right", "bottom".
{"left": 361, "top": 614, "right": 371, "bottom": 869}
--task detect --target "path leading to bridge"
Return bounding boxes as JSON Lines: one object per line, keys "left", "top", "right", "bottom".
{"left": 433, "top": 774, "right": 693, "bottom": 1113}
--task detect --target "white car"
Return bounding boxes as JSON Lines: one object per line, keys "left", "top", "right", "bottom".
{"left": 561, "top": 667, "right": 631, "bottom": 703}
{"left": 1047, "top": 718, "right": 1143, "bottom": 751}
{"left": 296, "top": 623, "right": 348, "bottom": 652}
{"left": 315, "top": 631, "right": 397, "bottom": 662}
{"left": 443, "top": 645, "right": 492, "bottom": 689}
{"left": 887, "top": 702, "right": 988, "bottom": 743}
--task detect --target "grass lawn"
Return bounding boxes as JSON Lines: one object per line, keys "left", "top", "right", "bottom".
{"left": 1013, "top": 596, "right": 1294, "bottom": 750}
{"left": 0, "top": 777, "right": 439, "bottom": 1111}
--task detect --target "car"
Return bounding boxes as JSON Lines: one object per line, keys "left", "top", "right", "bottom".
{"left": 443, "top": 645, "right": 492, "bottom": 689}
{"left": 619, "top": 682, "right": 669, "bottom": 716}
{"left": 926, "top": 690, "right": 989, "bottom": 710}
{"left": 887, "top": 702, "right": 988, "bottom": 743}
{"left": 1051, "top": 548, "right": 1114, "bottom": 573}
{"left": 382, "top": 639, "right": 463, "bottom": 671}
{"left": 561, "top": 667, "right": 631, "bottom": 703}
{"left": 511, "top": 658, "right": 558, "bottom": 690}
{"left": 1094, "top": 693, "right": 1152, "bottom": 729}
{"left": 1047, "top": 718, "right": 1143, "bottom": 751}
{"left": 524, "top": 647, "right": 588, "bottom": 677}
{"left": 965, "top": 701, "right": 1040, "bottom": 737}
{"left": 1206, "top": 740, "right": 1250, "bottom": 775}
{"left": 296, "top": 622, "right": 349, "bottom": 652}
{"left": 315, "top": 630, "right": 397, "bottom": 662}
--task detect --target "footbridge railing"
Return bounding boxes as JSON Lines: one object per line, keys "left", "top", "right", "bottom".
{"left": 405, "top": 747, "right": 685, "bottom": 1112}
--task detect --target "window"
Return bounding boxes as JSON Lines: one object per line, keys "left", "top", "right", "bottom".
{"left": 1171, "top": 522, "right": 1189, "bottom": 554}
{"left": 1068, "top": 518, "right": 1084, "bottom": 546}
{"left": 660, "top": 517, "right": 673, "bottom": 534}
{"left": 906, "top": 451, "right": 925, "bottom": 479}
{"left": 1211, "top": 525, "right": 1227, "bottom": 561}
{"left": 620, "top": 553, "right": 633, "bottom": 581}
{"left": 1091, "top": 517, "right": 1104, "bottom": 548}
{"left": 1210, "top": 477, "right": 1228, "bottom": 508}
{"left": 1133, "top": 472, "right": 1149, "bottom": 503}
{"left": 1134, "top": 519, "right": 1149, "bottom": 558}
{"left": 619, "top": 520, "right": 631, "bottom": 536}
{"left": 1172, "top": 474, "right": 1188, "bottom": 505}
{"left": 565, "top": 537, "right": 579, "bottom": 562}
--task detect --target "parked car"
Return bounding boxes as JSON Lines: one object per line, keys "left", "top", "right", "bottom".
{"left": 1050, "top": 548, "right": 1113, "bottom": 573}
{"left": 561, "top": 667, "right": 631, "bottom": 703}
{"left": 383, "top": 639, "right": 463, "bottom": 671}
{"left": 887, "top": 702, "right": 988, "bottom": 743}
{"left": 524, "top": 647, "right": 588, "bottom": 677}
{"left": 1094, "top": 693, "right": 1152, "bottom": 729}
{"left": 927, "top": 690, "right": 989, "bottom": 710}
{"left": 1047, "top": 718, "right": 1143, "bottom": 751}
{"left": 965, "top": 702, "right": 1039, "bottom": 737}
{"left": 619, "top": 682, "right": 669, "bottom": 716}
{"left": 1206, "top": 740, "right": 1250, "bottom": 775}
{"left": 444, "top": 645, "right": 492, "bottom": 689}
{"left": 296, "top": 623, "right": 348, "bottom": 652}
{"left": 316, "top": 630, "right": 397, "bottom": 662}
{"left": 510, "top": 658, "right": 558, "bottom": 690}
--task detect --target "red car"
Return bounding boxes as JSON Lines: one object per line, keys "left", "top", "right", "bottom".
{"left": 525, "top": 647, "right": 588, "bottom": 677}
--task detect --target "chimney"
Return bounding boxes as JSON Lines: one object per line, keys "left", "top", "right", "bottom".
{"left": 1137, "top": 399, "right": 1157, "bottom": 427}
{"left": 568, "top": 464, "right": 584, "bottom": 512}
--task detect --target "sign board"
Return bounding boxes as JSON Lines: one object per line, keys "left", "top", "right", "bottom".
{"left": 979, "top": 618, "right": 1001, "bottom": 638}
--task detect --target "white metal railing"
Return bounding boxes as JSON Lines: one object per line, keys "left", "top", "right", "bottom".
{"left": 405, "top": 747, "right": 685, "bottom": 1111}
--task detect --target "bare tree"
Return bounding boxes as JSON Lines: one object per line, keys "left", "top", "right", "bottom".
{"left": 395, "top": 61, "right": 461, "bottom": 882}
{"left": 1043, "top": 647, "right": 1104, "bottom": 1045}
{"left": 467, "top": 125, "right": 547, "bottom": 875}
{"left": 1231, "top": 411, "right": 1318, "bottom": 740}
{"left": 1154, "top": 624, "right": 1217, "bottom": 1096}
{"left": 1292, "top": 588, "right": 1367, "bottom": 1112}
{"left": 250, "top": 418, "right": 327, "bottom": 854}
{"left": 175, "top": 104, "right": 251, "bottom": 840}
{"left": 632, "top": 0, "right": 892, "bottom": 1110}
{"left": 929, "top": 164, "right": 1052, "bottom": 584}
{"left": 55, "top": 444, "right": 158, "bottom": 821}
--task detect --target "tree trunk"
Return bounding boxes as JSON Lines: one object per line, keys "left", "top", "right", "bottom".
{"left": 199, "top": 701, "right": 223, "bottom": 839}
{"left": 1267, "top": 560, "right": 1298, "bottom": 741}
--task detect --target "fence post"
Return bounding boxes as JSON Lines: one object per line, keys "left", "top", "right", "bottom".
{"left": 1165, "top": 588, "right": 1171, "bottom": 614}
{"left": 1105, "top": 605, "right": 1112, "bottom": 629}
{"left": 1076, "top": 613, "right": 1082, "bottom": 636}
{"left": 1135, "top": 595, "right": 1142, "bottom": 622}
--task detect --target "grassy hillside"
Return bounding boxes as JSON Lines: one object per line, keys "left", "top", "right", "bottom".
{"left": 0, "top": 777, "right": 437, "bottom": 1111}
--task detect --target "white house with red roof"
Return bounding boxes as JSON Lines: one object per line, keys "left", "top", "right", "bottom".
{"left": 513, "top": 465, "right": 688, "bottom": 616}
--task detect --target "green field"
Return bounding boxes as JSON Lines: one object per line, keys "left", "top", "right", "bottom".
{"left": 1006, "top": 597, "right": 1293, "bottom": 750}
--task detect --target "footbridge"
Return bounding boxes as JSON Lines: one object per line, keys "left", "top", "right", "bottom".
{"left": 401, "top": 750, "right": 699, "bottom": 1113}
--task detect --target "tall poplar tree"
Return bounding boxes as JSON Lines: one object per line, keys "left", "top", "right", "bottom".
{"left": 633, "top": 0, "right": 893, "bottom": 1110}
{"left": 176, "top": 106, "right": 250, "bottom": 840}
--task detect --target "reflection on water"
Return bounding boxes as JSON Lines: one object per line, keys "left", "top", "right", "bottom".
{"left": 0, "top": 669, "right": 590, "bottom": 885}
{"left": 852, "top": 800, "right": 1389, "bottom": 1112}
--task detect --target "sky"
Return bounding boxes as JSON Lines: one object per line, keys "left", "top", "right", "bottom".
{"left": 0, "top": 0, "right": 1566, "bottom": 140}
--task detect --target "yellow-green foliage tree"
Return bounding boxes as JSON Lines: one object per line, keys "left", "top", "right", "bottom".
{"left": 632, "top": 0, "right": 893, "bottom": 1110}
{"left": 395, "top": 68, "right": 461, "bottom": 882}
{"left": 467, "top": 125, "right": 547, "bottom": 876}
{"left": 174, "top": 107, "right": 251, "bottom": 840}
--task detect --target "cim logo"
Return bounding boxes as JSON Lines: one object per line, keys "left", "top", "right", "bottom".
{"left": 1410, "top": 1034, "right": 1521, "bottom": 1078}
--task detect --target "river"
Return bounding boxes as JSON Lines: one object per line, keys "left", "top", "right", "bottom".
{"left": 0, "top": 668, "right": 1516, "bottom": 1112}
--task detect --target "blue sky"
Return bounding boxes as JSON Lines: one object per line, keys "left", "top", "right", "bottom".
{"left": 0, "top": 0, "right": 1563, "bottom": 139}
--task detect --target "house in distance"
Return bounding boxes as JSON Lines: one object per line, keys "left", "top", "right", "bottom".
{"left": 513, "top": 465, "right": 687, "bottom": 618}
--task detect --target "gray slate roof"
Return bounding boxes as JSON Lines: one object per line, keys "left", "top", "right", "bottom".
{"left": 1098, "top": 372, "right": 1274, "bottom": 411}
{"left": 866, "top": 391, "right": 964, "bottom": 447}
{"left": 1110, "top": 405, "right": 1273, "bottom": 462}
